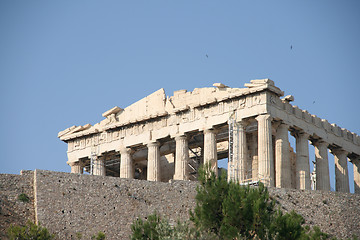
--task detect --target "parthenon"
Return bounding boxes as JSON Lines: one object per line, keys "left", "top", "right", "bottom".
{"left": 58, "top": 79, "right": 360, "bottom": 193}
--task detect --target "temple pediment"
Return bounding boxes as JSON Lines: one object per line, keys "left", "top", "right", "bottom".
{"left": 60, "top": 80, "right": 274, "bottom": 140}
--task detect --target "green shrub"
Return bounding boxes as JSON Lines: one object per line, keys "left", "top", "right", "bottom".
{"left": 131, "top": 213, "right": 162, "bottom": 240}
{"left": 18, "top": 193, "right": 30, "bottom": 203}
{"left": 7, "top": 220, "right": 54, "bottom": 240}
{"left": 76, "top": 232, "right": 83, "bottom": 239}
{"left": 92, "top": 231, "right": 106, "bottom": 240}
{"left": 130, "top": 212, "right": 209, "bottom": 240}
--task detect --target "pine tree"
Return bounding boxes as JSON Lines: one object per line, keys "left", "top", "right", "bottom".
{"left": 190, "top": 164, "right": 229, "bottom": 236}
{"left": 131, "top": 163, "right": 337, "bottom": 240}
{"left": 190, "top": 163, "right": 310, "bottom": 239}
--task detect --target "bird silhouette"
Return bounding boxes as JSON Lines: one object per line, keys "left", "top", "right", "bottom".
{"left": 290, "top": 45, "right": 293, "bottom": 50}
{"left": 206, "top": 54, "right": 208, "bottom": 58}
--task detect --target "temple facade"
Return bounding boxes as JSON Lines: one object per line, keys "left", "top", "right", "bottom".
{"left": 58, "top": 79, "right": 360, "bottom": 193}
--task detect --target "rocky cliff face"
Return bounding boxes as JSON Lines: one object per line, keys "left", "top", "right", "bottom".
{"left": 1, "top": 170, "right": 359, "bottom": 239}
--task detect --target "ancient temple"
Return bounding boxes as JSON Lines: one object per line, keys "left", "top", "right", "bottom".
{"left": 58, "top": 79, "right": 360, "bottom": 193}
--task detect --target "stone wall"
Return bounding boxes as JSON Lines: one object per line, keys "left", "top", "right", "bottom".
{"left": 1, "top": 170, "right": 360, "bottom": 239}
{"left": 271, "top": 187, "right": 360, "bottom": 239}
{"left": 34, "top": 170, "right": 197, "bottom": 239}
{"left": 0, "top": 171, "right": 35, "bottom": 239}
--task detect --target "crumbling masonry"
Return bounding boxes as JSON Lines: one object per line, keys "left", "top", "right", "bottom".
{"left": 58, "top": 79, "right": 360, "bottom": 193}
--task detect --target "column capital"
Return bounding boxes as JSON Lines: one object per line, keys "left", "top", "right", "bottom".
{"left": 68, "top": 161, "right": 81, "bottom": 167}
{"left": 203, "top": 128, "right": 218, "bottom": 134}
{"left": 330, "top": 148, "right": 348, "bottom": 156}
{"left": 68, "top": 160, "right": 84, "bottom": 174}
{"left": 290, "top": 129, "right": 310, "bottom": 139}
{"left": 120, "top": 147, "right": 132, "bottom": 155}
{"left": 311, "top": 139, "right": 328, "bottom": 148}
{"left": 255, "top": 114, "right": 272, "bottom": 122}
{"left": 174, "top": 134, "right": 187, "bottom": 141}
{"left": 298, "top": 131, "right": 310, "bottom": 139}
{"left": 147, "top": 141, "right": 160, "bottom": 148}
{"left": 236, "top": 119, "right": 249, "bottom": 128}
{"left": 277, "top": 122, "right": 289, "bottom": 131}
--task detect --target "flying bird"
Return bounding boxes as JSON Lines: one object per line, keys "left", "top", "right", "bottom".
{"left": 313, "top": 101, "right": 315, "bottom": 104}
{"left": 206, "top": 54, "right": 208, "bottom": 58}
{"left": 290, "top": 45, "right": 293, "bottom": 50}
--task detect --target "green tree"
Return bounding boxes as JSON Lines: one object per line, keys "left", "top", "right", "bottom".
{"left": 7, "top": 220, "right": 54, "bottom": 240}
{"left": 270, "top": 210, "right": 307, "bottom": 240}
{"left": 219, "top": 180, "right": 276, "bottom": 239}
{"left": 190, "top": 164, "right": 311, "bottom": 239}
{"left": 190, "top": 165, "right": 230, "bottom": 236}
{"left": 131, "top": 163, "right": 341, "bottom": 240}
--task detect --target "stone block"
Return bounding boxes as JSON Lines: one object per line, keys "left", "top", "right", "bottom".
{"left": 331, "top": 124, "right": 342, "bottom": 137}
{"left": 302, "top": 110, "right": 312, "bottom": 123}
{"left": 355, "top": 134, "right": 360, "bottom": 145}
{"left": 321, "top": 119, "right": 331, "bottom": 132}
{"left": 213, "top": 83, "right": 227, "bottom": 88}
{"left": 312, "top": 115, "right": 322, "bottom": 128}
{"left": 293, "top": 106, "right": 302, "bottom": 118}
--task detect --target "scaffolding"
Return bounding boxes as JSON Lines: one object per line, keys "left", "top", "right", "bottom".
{"left": 90, "top": 144, "right": 99, "bottom": 175}
{"left": 188, "top": 147, "right": 201, "bottom": 180}
{"left": 311, "top": 161, "right": 317, "bottom": 190}
{"left": 228, "top": 112, "right": 238, "bottom": 182}
{"left": 228, "top": 113, "right": 259, "bottom": 184}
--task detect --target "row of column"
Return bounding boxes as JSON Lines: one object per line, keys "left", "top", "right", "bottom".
{"left": 69, "top": 113, "right": 360, "bottom": 194}
{"left": 253, "top": 114, "right": 358, "bottom": 193}
{"left": 117, "top": 129, "right": 218, "bottom": 181}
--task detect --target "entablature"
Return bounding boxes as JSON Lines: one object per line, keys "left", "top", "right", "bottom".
{"left": 268, "top": 92, "right": 360, "bottom": 156}
{"left": 59, "top": 79, "right": 278, "bottom": 142}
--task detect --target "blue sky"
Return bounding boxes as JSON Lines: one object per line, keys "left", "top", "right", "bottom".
{"left": 1, "top": 1, "right": 359, "bottom": 192}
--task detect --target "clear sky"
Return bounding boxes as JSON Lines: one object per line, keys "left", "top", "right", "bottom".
{"left": 1, "top": 1, "right": 359, "bottom": 192}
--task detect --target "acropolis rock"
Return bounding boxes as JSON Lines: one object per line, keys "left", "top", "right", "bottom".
{"left": 58, "top": 79, "right": 360, "bottom": 193}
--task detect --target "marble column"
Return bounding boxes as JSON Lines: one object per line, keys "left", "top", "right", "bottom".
{"left": 228, "top": 120, "right": 247, "bottom": 182}
{"left": 314, "top": 140, "right": 330, "bottom": 191}
{"left": 256, "top": 114, "right": 274, "bottom": 187}
{"left": 352, "top": 157, "right": 360, "bottom": 194}
{"left": 120, "top": 148, "right": 134, "bottom": 179}
{"left": 204, "top": 129, "right": 218, "bottom": 175}
{"left": 236, "top": 120, "right": 247, "bottom": 182}
{"left": 275, "top": 123, "right": 291, "bottom": 188}
{"left": 69, "top": 161, "right": 83, "bottom": 174}
{"left": 332, "top": 149, "right": 349, "bottom": 193}
{"left": 93, "top": 157, "right": 106, "bottom": 176}
{"left": 147, "top": 141, "right": 161, "bottom": 181}
{"left": 295, "top": 132, "right": 311, "bottom": 190}
{"left": 251, "top": 132, "right": 259, "bottom": 181}
{"left": 174, "top": 135, "right": 189, "bottom": 180}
